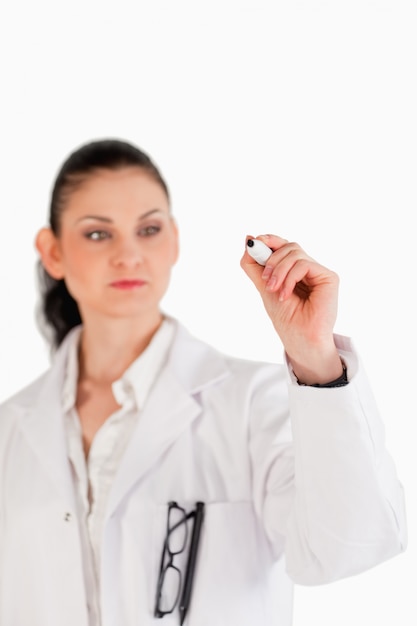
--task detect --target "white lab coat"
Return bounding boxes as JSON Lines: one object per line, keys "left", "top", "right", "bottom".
{"left": 0, "top": 320, "right": 407, "bottom": 626}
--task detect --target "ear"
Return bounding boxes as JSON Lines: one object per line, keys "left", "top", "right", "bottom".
{"left": 35, "top": 227, "right": 65, "bottom": 280}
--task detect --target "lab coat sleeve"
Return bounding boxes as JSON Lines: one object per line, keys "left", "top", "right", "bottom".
{"left": 249, "top": 334, "right": 407, "bottom": 585}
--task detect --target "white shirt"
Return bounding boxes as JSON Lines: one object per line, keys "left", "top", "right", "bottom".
{"left": 62, "top": 318, "right": 175, "bottom": 626}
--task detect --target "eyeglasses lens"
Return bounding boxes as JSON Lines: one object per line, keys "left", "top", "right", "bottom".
{"left": 167, "top": 505, "right": 187, "bottom": 555}
{"left": 158, "top": 565, "right": 181, "bottom": 613}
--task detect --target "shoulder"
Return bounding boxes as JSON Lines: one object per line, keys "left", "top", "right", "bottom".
{"left": 168, "top": 317, "right": 287, "bottom": 392}
{"left": 0, "top": 371, "right": 51, "bottom": 454}
{"left": 167, "top": 320, "right": 291, "bottom": 434}
{"left": 0, "top": 370, "right": 50, "bottom": 421}
{"left": 0, "top": 326, "right": 81, "bottom": 424}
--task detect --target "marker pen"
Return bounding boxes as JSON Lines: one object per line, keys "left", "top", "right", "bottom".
{"left": 246, "top": 239, "right": 273, "bottom": 266}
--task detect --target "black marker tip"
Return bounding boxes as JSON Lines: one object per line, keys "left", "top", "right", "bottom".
{"left": 247, "top": 239, "right": 255, "bottom": 247}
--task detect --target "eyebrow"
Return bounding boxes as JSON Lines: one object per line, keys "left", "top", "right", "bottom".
{"left": 75, "top": 208, "right": 163, "bottom": 224}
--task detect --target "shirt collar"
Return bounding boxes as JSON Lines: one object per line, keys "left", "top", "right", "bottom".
{"left": 62, "top": 318, "right": 176, "bottom": 413}
{"left": 112, "top": 318, "right": 175, "bottom": 408}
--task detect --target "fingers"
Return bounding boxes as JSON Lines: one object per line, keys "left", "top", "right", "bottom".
{"left": 262, "top": 246, "right": 316, "bottom": 299}
{"left": 241, "top": 234, "right": 333, "bottom": 301}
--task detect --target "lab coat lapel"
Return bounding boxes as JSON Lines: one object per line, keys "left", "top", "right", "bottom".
{"left": 15, "top": 338, "right": 76, "bottom": 508}
{"left": 106, "top": 322, "right": 230, "bottom": 518}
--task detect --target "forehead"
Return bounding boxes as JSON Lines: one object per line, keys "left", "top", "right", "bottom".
{"left": 63, "top": 167, "right": 169, "bottom": 214}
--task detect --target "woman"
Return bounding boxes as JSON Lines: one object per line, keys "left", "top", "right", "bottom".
{"left": 0, "top": 139, "right": 406, "bottom": 626}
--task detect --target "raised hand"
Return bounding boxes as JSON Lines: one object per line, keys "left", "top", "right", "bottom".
{"left": 241, "top": 234, "right": 344, "bottom": 385}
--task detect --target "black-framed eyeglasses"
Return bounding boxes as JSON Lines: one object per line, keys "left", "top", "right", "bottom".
{"left": 154, "top": 501, "right": 205, "bottom": 623}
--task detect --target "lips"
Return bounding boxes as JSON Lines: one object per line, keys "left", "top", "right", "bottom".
{"left": 109, "top": 279, "right": 146, "bottom": 290}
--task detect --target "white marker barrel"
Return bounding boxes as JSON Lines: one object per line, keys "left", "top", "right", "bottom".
{"left": 246, "top": 239, "right": 273, "bottom": 266}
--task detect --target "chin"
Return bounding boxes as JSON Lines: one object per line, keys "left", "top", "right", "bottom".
{"left": 103, "top": 302, "right": 160, "bottom": 321}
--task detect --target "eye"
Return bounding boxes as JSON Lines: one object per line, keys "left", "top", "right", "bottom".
{"left": 85, "top": 230, "right": 111, "bottom": 241}
{"left": 138, "top": 225, "right": 161, "bottom": 237}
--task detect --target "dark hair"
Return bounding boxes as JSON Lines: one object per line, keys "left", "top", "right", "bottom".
{"left": 36, "top": 138, "right": 170, "bottom": 349}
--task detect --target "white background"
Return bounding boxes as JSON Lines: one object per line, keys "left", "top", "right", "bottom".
{"left": 0, "top": 1, "right": 415, "bottom": 624}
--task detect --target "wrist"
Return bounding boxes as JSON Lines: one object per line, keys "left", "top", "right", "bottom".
{"left": 288, "top": 346, "right": 344, "bottom": 386}
{"left": 294, "top": 359, "right": 348, "bottom": 388}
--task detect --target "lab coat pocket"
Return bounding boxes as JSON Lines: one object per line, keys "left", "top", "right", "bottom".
{"left": 153, "top": 500, "right": 277, "bottom": 626}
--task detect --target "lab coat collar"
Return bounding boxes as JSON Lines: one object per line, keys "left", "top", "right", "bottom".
{"left": 105, "top": 319, "right": 231, "bottom": 518}
{"left": 13, "top": 319, "right": 230, "bottom": 515}
{"left": 13, "top": 327, "right": 79, "bottom": 509}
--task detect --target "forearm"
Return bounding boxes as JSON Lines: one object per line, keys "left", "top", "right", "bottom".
{"left": 285, "top": 344, "right": 406, "bottom": 583}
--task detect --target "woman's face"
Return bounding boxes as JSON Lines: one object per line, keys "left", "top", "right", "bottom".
{"left": 41, "top": 167, "right": 179, "bottom": 324}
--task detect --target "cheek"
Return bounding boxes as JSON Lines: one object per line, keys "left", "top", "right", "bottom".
{"left": 149, "top": 233, "right": 178, "bottom": 268}
{"left": 61, "top": 239, "right": 101, "bottom": 278}
{"left": 159, "top": 242, "right": 178, "bottom": 270}
{"left": 65, "top": 252, "right": 90, "bottom": 275}
{"left": 170, "top": 237, "right": 179, "bottom": 265}
{"left": 164, "top": 230, "right": 179, "bottom": 265}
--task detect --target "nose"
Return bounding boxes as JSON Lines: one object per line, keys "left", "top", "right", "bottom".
{"left": 111, "top": 236, "right": 144, "bottom": 268}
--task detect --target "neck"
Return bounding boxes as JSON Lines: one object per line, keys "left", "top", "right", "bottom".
{"left": 78, "top": 312, "right": 164, "bottom": 385}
